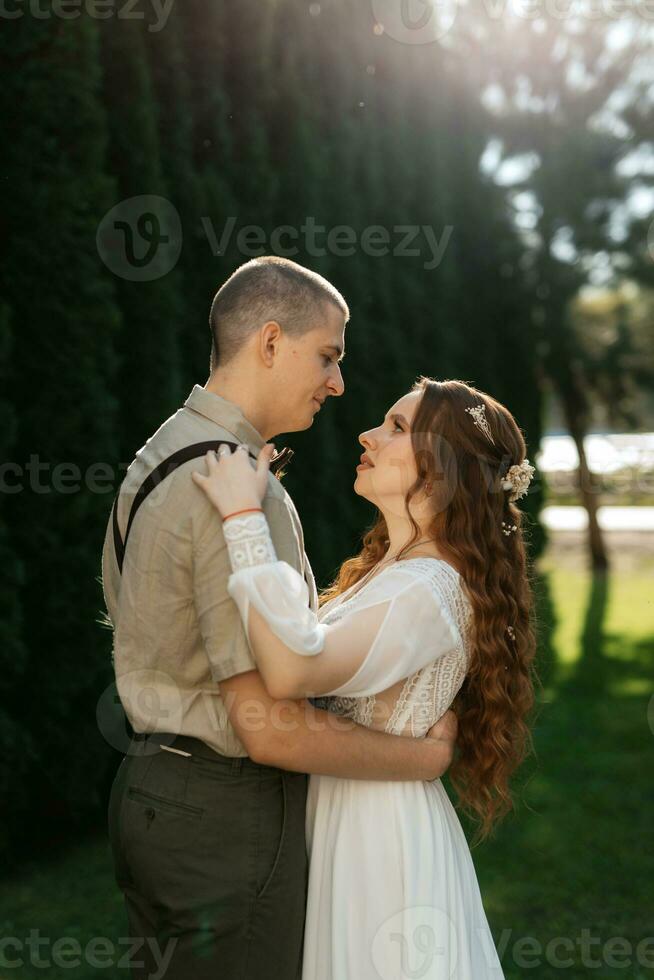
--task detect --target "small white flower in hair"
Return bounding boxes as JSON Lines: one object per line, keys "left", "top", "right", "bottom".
{"left": 464, "top": 403, "right": 495, "bottom": 445}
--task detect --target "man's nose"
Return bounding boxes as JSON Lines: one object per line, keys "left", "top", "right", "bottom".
{"left": 328, "top": 364, "right": 345, "bottom": 397}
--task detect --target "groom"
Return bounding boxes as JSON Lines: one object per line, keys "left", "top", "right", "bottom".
{"left": 102, "top": 255, "right": 459, "bottom": 980}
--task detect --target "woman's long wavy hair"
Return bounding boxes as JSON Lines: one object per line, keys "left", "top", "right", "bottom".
{"left": 319, "top": 377, "right": 540, "bottom": 845}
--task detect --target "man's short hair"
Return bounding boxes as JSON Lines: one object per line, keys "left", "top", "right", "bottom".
{"left": 208, "top": 256, "right": 349, "bottom": 370}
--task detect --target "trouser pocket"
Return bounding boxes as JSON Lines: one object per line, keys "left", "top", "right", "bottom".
{"left": 255, "top": 770, "right": 288, "bottom": 901}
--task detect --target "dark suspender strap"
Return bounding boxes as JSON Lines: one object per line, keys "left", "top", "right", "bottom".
{"left": 111, "top": 440, "right": 294, "bottom": 575}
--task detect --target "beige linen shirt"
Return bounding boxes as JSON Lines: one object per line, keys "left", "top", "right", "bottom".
{"left": 101, "top": 384, "right": 318, "bottom": 758}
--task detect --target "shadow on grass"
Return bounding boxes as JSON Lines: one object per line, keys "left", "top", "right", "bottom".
{"left": 572, "top": 569, "right": 611, "bottom": 691}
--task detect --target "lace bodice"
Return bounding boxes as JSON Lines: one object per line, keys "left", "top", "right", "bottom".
{"left": 312, "top": 558, "right": 473, "bottom": 737}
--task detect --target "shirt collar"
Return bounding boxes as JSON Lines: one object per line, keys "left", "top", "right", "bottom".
{"left": 183, "top": 385, "right": 266, "bottom": 452}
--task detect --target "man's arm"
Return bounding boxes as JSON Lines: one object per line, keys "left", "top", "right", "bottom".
{"left": 219, "top": 669, "right": 457, "bottom": 782}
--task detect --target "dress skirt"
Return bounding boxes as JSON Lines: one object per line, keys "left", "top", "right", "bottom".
{"left": 301, "top": 774, "right": 505, "bottom": 980}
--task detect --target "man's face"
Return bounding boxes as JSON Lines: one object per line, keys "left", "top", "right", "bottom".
{"left": 271, "top": 302, "right": 346, "bottom": 432}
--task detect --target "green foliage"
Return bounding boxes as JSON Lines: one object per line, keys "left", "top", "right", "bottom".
{"left": 0, "top": 302, "right": 33, "bottom": 856}
{"left": 0, "top": 18, "right": 121, "bottom": 854}
{"left": 99, "top": 17, "right": 184, "bottom": 458}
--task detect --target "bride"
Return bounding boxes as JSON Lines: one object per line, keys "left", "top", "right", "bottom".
{"left": 192, "top": 376, "right": 537, "bottom": 980}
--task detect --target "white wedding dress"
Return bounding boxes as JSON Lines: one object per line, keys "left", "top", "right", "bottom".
{"left": 302, "top": 559, "right": 505, "bottom": 980}
{"left": 224, "top": 516, "right": 505, "bottom": 980}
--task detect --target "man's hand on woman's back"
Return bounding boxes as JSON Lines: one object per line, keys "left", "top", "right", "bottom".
{"left": 424, "top": 709, "right": 459, "bottom": 777}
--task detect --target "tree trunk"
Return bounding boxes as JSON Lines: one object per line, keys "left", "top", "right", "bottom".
{"left": 564, "top": 407, "right": 610, "bottom": 572}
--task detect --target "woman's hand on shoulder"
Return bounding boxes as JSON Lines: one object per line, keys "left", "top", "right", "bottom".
{"left": 191, "top": 442, "right": 276, "bottom": 519}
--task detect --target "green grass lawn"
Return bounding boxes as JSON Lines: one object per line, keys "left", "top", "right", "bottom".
{"left": 471, "top": 553, "right": 654, "bottom": 979}
{"left": 1, "top": 556, "right": 653, "bottom": 979}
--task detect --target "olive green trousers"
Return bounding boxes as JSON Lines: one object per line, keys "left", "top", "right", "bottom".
{"left": 107, "top": 733, "right": 309, "bottom": 980}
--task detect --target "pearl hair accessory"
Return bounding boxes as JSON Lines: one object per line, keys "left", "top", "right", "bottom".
{"left": 464, "top": 403, "right": 495, "bottom": 445}
{"left": 506, "top": 625, "right": 516, "bottom": 640}
{"left": 501, "top": 459, "right": 535, "bottom": 502}
{"left": 501, "top": 521, "right": 518, "bottom": 536}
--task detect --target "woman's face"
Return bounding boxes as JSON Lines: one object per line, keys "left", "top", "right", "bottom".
{"left": 355, "top": 391, "right": 425, "bottom": 513}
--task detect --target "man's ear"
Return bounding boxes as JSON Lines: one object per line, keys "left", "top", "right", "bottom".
{"left": 259, "top": 320, "right": 282, "bottom": 366}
